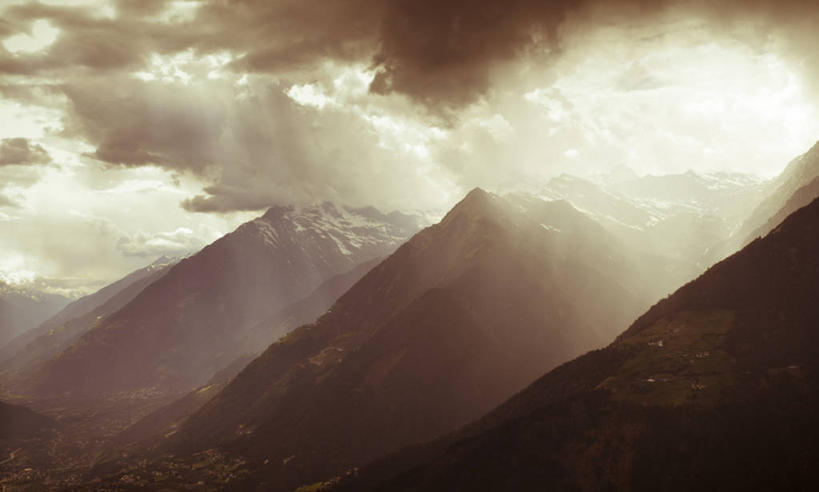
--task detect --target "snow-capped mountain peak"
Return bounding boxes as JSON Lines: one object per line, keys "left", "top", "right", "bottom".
{"left": 248, "top": 202, "right": 422, "bottom": 258}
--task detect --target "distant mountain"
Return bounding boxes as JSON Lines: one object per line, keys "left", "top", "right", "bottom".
{"left": 21, "top": 203, "right": 418, "bottom": 399}
{"left": 543, "top": 174, "right": 660, "bottom": 231}
{"left": 0, "top": 283, "right": 70, "bottom": 350}
{"left": 342, "top": 197, "right": 819, "bottom": 492}
{"left": 0, "top": 256, "right": 178, "bottom": 375}
{"left": 737, "top": 140, "right": 819, "bottom": 245}
{"left": 0, "top": 400, "right": 55, "bottom": 439}
{"left": 608, "top": 170, "right": 768, "bottom": 217}
{"left": 541, "top": 171, "right": 768, "bottom": 271}
{"left": 107, "top": 189, "right": 684, "bottom": 490}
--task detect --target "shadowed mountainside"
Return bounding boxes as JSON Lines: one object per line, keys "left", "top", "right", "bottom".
{"left": 0, "top": 400, "right": 55, "bottom": 439}
{"left": 0, "top": 285, "right": 70, "bottom": 351}
{"left": 20, "top": 204, "right": 418, "bottom": 399}
{"left": 106, "top": 256, "right": 386, "bottom": 453}
{"left": 99, "top": 189, "right": 685, "bottom": 491}
{"left": 339, "top": 196, "right": 819, "bottom": 492}
{"left": 737, "top": 140, "right": 819, "bottom": 245}
{"left": 0, "top": 257, "right": 178, "bottom": 380}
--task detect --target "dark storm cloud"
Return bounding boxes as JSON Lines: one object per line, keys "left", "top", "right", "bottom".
{"left": 62, "top": 79, "right": 226, "bottom": 171}
{"left": 204, "top": 0, "right": 383, "bottom": 71}
{"left": 0, "top": 138, "right": 50, "bottom": 166}
{"left": 369, "top": 0, "right": 584, "bottom": 108}
{"left": 0, "top": 0, "right": 378, "bottom": 79}
{"left": 59, "top": 74, "right": 434, "bottom": 212}
{"left": 0, "top": 1, "right": 201, "bottom": 76}
{"left": 0, "top": 83, "right": 61, "bottom": 105}
{"left": 2, "top": 0, "right": 819, "bottom": 214}
{"left": 370, "top": 0, "right": 819, "bottom": 108}
{"left": 179, "top": 0, "right": 604, "bottom": 110}
{"left": 0, "top": 140, "right": 48, "bottom": 207}
{"left": 173, "top": 0, "right": 668, "bottom": 111}
{"left": 4, "top": 0, "right": 819, "bottom": 108}
{"left": 180, "top": 184, "right": 277, "bottom": 213}
{"left": 170, "top": 80, "right": 442, "bottom": 213}
{"left": 184, "top": 0, "right": 819, "bottom": 110}
{"left": 0, "top": 5, "right": 135, "bottom": 75}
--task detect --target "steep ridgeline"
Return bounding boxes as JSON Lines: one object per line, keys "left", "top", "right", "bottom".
{"left": 738, "top": 140, "right": 819, "bottom": 245}
{"left": 130, "top": 189, "right": 681, "bottom": 491}
{"left": 247, "top": 256, "right": 386, "bottom": 347}
{"left": 747, "top": 176, "right": 819, "bottom": 244}
{"left": 0, "top": 256, "right": 178, "bottom": 376}
{"left": 0, "top": 284, "right": 70, "bottom": 350}
{"left": 344, "top": 197, "right": 819, "bottom": 492}
{"left": 107, "top": 256, "right": 385, "bottom": 453}
{"left": 22, "top": 203, "right": 417, "bottom": 399}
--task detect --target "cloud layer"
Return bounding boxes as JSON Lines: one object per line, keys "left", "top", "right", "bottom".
{"left": 0, "top": 137, "right": 51, "bottom": 166}
{"left": 1, "top": 0, "right": 819, "bottom": 291}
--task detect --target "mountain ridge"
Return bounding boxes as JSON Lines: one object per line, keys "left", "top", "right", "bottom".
{"left": 736, "top": 140, "right": 819, "bottom": 245}
{"left": 338, "top": 196, "right": 819, "bottom": 492}
{"left": 20, "top": 203, "right": 418, "bottom": 399}
{"left": 0, "top": 256, "right": 179, "bottom": 377}
{"left": 0, "top": 283, "right": 70, "bottom": 350}
{"left": 93, "top": 188, "right": 686, "bottom": 490}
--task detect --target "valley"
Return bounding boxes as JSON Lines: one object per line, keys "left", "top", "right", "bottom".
{"left": 1, "top": 139, "right": 817, "bottom": 490}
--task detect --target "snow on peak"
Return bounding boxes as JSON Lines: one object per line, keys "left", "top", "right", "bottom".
{"left": 249, "top": 201, "right": 420, "bottom": 257}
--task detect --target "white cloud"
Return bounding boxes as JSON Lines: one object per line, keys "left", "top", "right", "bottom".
{"left": 287, "top": 83, "right": 338, "bottom": 109}
{"left": 2, "top": 19, "right": 60, "bottom": 54}
{"left": 116, "top": 226, "right": 204, "bottom": 258}
{"left": 0, "top": 160, "right": 255, "bottom": 292}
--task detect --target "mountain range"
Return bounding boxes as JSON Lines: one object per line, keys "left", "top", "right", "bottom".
{"left": 2, "top": 140, "right": 819, "bottom": 491}
{"left": 541, "top": 170, "right": 770, "bottom": 273}
{"left": 89, "top": 189, "right": 692, "bottom": 490}
{"left": 107, "top": 255, "right": 386, "bottom": 454}
{"left": 336, "top": 195, "right": 819, "bottom": 492}
{"left": 0, "top": 283, "right": 70, "bottom": 350}
{"left": 0, "top": 256, "right": 178, "bottom": 380}
{"left": 2, "top": 203, "right": 419, "bottom": 399}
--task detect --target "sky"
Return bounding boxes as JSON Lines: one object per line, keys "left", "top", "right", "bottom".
{"left": 1, "top": 0, "right": 819, "bottom": 296}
